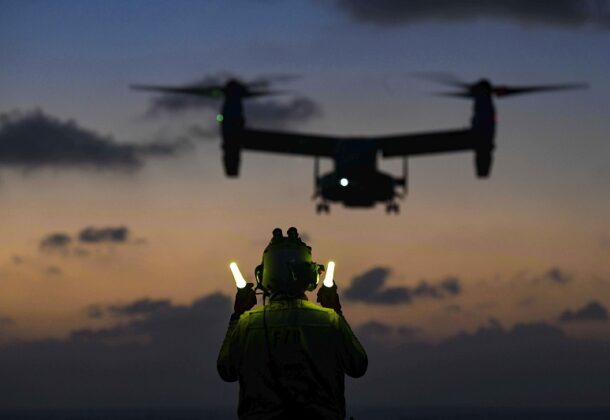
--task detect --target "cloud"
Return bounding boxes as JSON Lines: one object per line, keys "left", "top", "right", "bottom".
{"left": 142, "top": 73, "right": 322, "bottom": 127}
{"left": 356, "top": 320, "right": 420, "bottom": 341}
{"left": 558, "top": 301, "right": 609, "bottom": 323}
{"left": 109, "top": 298, "right": 173, "bottom": 317}
{"left": 543, "top": 267, "right": 572, "bottom": 285}
{"left": 343, "top": 267, "right": 461, "bottom": 304}
{"left": 0, "top": 110, "right": 186, "bottom": 171}
{"left": 85, "top": 298, "right": 173, "bottom": 319}
{"left": 39, "top": 232, "right": 72, "bottom": 251}
{"left": 186, "top": 124, "right": 220, "bottom": 142}
{"left": 2, "top": 294, "right": 610, "bottom": 408}
{"left": 355, "top": 319, "right": 610, "bottom": 406}
{"left": 85, "top": 305, "right": 105, "bottom": 319}
{"left": 78, "top": 226, "right": 129, "bottom": 244}
{"left": 412, "top": 277, "right": 461, "bottom": 298}
{"left": 445, "top": 304, "right": 461, "bottom": 313}
{"left": 38, "top": 226, "right": 137, "bottom": 257}
{"left": 0, "top": 292, "right": 233, "bottom": 408}
{"left": 0, "top": 316, "right": 15, "bottom": 328}
{"left": 332, "top": 0, "right": 610, "bottom": 28}
{"left": 45, "top": 266, "right": 62, "bottom": 276}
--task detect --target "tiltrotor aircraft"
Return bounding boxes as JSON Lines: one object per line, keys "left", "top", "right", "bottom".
{"left": 132, "top": 74, "right": 584, "bottom": 213}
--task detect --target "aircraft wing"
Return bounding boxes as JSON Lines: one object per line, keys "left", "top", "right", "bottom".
{"left": 242, "top": 128, "right": 338, "bottom": 157}
{"left": 379, "top": 128, "right": 477, "bottom": 157}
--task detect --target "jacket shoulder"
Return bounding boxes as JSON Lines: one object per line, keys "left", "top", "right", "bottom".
{"left": 244, "top": 300, "right": 339, "bottom": 326}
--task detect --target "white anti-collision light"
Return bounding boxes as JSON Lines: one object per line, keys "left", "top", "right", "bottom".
{"left": 323, "top": 261, "right": 335, "bottom": 288}
{"left": 339, "top": 178, "right": 349, "bottom": 187}
{"left": 230, "top": 262, "right": 247, "bottom": 289}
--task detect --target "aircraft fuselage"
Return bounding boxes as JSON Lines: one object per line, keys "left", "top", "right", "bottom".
{"left": 317, "top": 139, "right": 403, "bottom": 208}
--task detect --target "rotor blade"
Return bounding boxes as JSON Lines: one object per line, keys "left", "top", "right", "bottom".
{"left": 243, "top": 89, "right": 293, "bottom": 98}
{"left": 246, "top": 74, "right": 301, "bottom": 89}
{"left": 130, "top": 84, "right": 225, "bottom": 98}
{"left": 493, "top": 83, "right": 588, "bottom": 97}
{"left": 412, "top": 71, "right": 470, "bottom": 88}
{"left": 432, "top": 91, "right": 472, "bottom": 99}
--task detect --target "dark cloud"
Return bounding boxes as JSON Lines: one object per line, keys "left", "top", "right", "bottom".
{"left": 38, "top": 226, "right": 136, "bottom": 257}
{"left": 356, "top": 319, "right": 610, "bottom": 406}
{"left": 78, "top": 226, "right": 129, "bottom": 244}
{"left": 186, "top": 124, "right": 220, "bottom": 142}
{"left": 45, "top": 266, "right": 62, "bottom": 276}
{"left": 0, "top": 293, "right": 233, "bottom": 408}
{"left": 39, "top": 232, "right": 72, "bottom": 251}
{"left": 0, "top": 110, "right": 186, "bottom": 171}
{"left": 356, "top": 320, "right": 393, "bottom": 336}
{"left": 108, "top": 298, "right": 173, "bottom": 317}
{"left": 333, "top": 0, "right": 610, "bottom": 28}
{"left": 412, "top": 277, "right": 461, "bottom": 298}
{"left": 0, "top": 316, "right": 15, "bottom": 327}
{"left": 85, "top": 299, "right": 173, "bottom": 319}
{"left": 85, "top": 305, "right": 105, "bottom": 319}
{"left": 558, "top": 301, "right": 609, "bottom": 323}
{"left": 2, "top": 295, "right": 610, "bottom": 408}
{"left": 517, "top": 297, "right": 536, "bottom": 307}
{"left": 245, "top": 97, "right": 322, "bottom": 127}
{"left": 543, "top": 267, "right": 572, "bottom": 285}
{"left": 445, "top": 304, "right": 461, "bottom": 313}
{"left": 143, "top": 73, "right": 322, "bottom": 127}
{"left": 343, "top": 267, "right": 461, "bottom": 304}
{"left": 356, "top": 320, "right": 420, "bottom": 341}
{"left": 73, "top": 247, "right": 91, "bottom": 257}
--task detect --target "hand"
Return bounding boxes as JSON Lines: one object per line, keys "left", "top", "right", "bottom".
{"left": 317, "top": 284, "right": 342, "bottom": 315}
{"left": 233, "top": 283, "right": 257, "bottom": 317}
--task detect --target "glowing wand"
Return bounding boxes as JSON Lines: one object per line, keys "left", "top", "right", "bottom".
{"left": 229, "top": 262, "right": 247, "bottom": 289}
{"left": 323, "top": 261, "right": 335, "bottom": 288}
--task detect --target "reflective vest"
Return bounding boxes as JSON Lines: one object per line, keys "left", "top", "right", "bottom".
{"left": 218, "top": 298, "right": 368, "bottom": 420}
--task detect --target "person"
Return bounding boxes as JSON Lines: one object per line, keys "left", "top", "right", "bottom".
{"left": 217, "top": 227, "right": 368, "bottom": 420}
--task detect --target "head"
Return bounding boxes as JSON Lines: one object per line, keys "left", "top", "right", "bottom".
{"left": 255, "top": 227, "right": 324, "bottom": 299}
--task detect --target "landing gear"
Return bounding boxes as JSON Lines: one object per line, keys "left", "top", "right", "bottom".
{"left": 316, "top": 202, "right": 331, "bottom": 214}
{"left": 385, "top": 202, "right": 400, "bottom": 214}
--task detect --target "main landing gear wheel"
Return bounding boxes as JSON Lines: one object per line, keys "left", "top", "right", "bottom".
{"left": 385, "top": 203, "right": 400, "bottom": 214}
{"left": 316, "top": 203, "right": 330, "bottom": 214}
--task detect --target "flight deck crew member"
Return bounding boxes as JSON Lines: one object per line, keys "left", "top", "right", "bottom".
{"left": 217, "top": 227, "right": 368, "bottom": 420}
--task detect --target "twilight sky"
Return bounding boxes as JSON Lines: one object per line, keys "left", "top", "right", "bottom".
{"left": 1, "top": 0, "right": 610, "bottom": 409}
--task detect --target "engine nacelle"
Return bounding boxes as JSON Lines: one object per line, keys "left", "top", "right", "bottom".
{"left": 223, "top": 146, "right": 241, "bottom": 177}
{"left": 221, "top": 119, "right": 244, "bottom": 177}
{"left": 475, "top": 148, "right": 493, "bottom": 178}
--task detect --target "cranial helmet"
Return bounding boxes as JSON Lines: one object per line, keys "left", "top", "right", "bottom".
{"left": 255, "top": 227, "right": 324, "bottom": 297}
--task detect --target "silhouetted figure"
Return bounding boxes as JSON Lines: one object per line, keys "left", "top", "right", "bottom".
{"left": 218, "top": 227, "right": 368, "bottom": 419}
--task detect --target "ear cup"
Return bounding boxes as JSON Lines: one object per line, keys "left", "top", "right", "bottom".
{"left": 255, "top": 264, "right": 264, "bottom": 288}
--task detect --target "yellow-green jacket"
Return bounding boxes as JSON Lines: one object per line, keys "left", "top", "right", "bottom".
{"left": 217, "top": 298, "right": 368, "bottom": 420}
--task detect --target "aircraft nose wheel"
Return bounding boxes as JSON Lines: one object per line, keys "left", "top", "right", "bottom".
{"left": 385, "top": 202, "right": 400, "bottom": 214}
{"left": 316, "top": 202, "right": 330, "bottom": 214}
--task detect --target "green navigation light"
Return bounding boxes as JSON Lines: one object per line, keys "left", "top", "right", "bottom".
{"left": 216, "top": 114, "right": 224, "bottom": 122}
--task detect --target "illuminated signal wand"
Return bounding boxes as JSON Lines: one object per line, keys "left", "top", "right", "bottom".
{"left": 229, "top": 262, "right": 248, "bottom": 289}
{"left": 323, "top": 261, "right": 335, "bottom": 288}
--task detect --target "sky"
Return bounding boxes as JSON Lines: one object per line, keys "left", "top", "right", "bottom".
{"left": 1, "top": 0, "right": 610, "bottom": 410}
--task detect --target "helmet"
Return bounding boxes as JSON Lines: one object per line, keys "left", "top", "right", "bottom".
{"left": 255, "top": 227, "right": 324, "bottom": 297}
